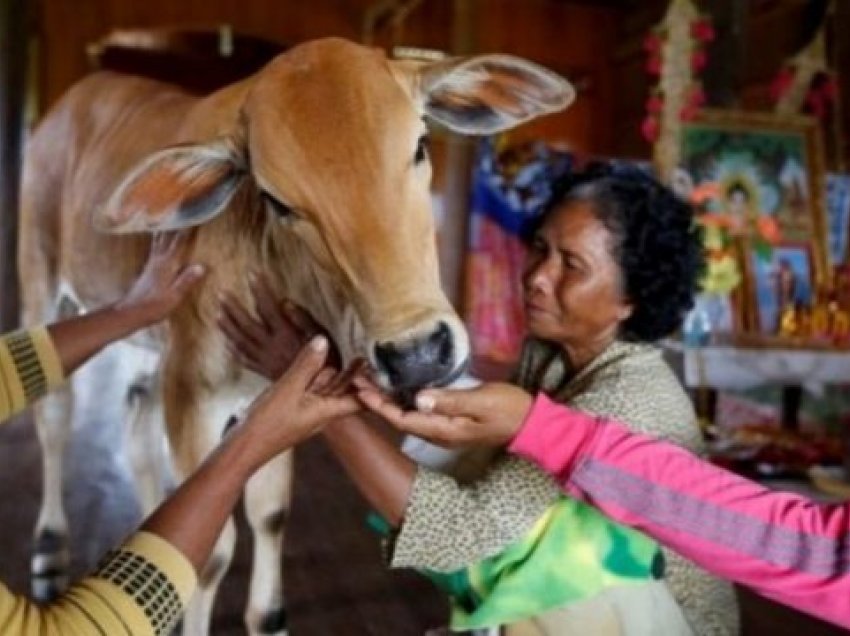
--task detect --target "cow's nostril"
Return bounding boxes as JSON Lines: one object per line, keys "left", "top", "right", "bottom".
{"left": 433, "top": 322, "right": 452, "bottom": 367}
{"left": 373, "top": 322, "right": 456, "bottom": 391}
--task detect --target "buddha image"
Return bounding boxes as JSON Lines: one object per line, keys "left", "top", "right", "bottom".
{"left": 723, "top": 179, "right": 759, "bottom": 222}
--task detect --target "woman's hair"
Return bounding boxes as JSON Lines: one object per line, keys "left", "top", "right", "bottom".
{"left": 528, "top": 161, "right": 703, "bottom": 342}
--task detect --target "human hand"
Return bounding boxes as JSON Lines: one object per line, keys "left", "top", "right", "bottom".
{"left": 237, "top": 335, "right": 363, "bottom": 468}
{"left": 115, "top": 232, "right": 206, "bottom": 325}
{"left": 356, "top": 381, "right": 534, "bottom": 448}
{"left": 218, "top": 273, "right": 335, "bottom": 380}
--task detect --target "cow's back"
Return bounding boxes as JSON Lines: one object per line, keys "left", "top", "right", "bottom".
{"left": 21, "top": 72, "right": 200, "bottom": 308}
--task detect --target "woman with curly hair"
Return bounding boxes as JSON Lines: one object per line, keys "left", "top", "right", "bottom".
{"left": 221, "top": 163, "right": 737, "bottom": 635}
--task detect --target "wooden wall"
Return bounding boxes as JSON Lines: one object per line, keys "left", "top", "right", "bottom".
{"left": 34, "top": 0, "right": 620, "bottom": 155}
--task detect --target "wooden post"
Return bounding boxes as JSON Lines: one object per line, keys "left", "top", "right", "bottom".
{"left": 0, "top": 0, "right": 28, "bottom": 331}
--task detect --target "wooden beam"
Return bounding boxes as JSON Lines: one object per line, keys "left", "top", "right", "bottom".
{"left": 0, "top": 0, "right": 29, "bottom": 332}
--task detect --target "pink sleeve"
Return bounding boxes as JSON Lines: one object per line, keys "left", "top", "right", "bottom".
{"left": 509, "top": 394, "right": 850, "bottom": 630}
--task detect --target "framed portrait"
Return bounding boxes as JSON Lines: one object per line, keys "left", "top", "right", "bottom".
{"left": 745, "top": 242, "right": 815, "bottom": 334}
{"left": 679, "top": 110, "right": 829, "bottom": 283}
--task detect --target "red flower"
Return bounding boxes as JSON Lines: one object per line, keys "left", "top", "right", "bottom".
{"left": 643, "top": 32, "right": 663, "bottom": 53}
{"left": 688, "top": 84, "right": 706, "bottom": 107}
{"left": 691, "top": 19, "right": 715, "bottom": 42}
{"left": 769, "top": 66, "right": 796, "bottom": 102}
{"left": 680, "top": 103, "right": 699, "bottom": 121}
{"left": 691, "top": 48, "right": 708, "bottom": 72}
{"left": 822, "top": 77, "right": 838, "bottom": 99}
{"left": 646, "top": 54, "right": 662, "bottom": 75}
{"left": 646, "top": 94, "right": 664, "bottom": 115}
{"left": 641, "top": 115, "right": 660, "bottom": 142}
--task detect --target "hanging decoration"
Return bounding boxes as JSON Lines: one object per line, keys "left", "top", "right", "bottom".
{"left": 770, "top": 28, "right": 837, "bottom": 122}
{"left": 643, "top": 0, "right": 713, "bottom": 183}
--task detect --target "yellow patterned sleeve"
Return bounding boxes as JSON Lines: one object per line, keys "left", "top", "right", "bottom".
{"left": 0, "top": 532, "right": 196, "bottom": 636}
{"left": 0, "top": 326, "right": 65, "bottom": 422}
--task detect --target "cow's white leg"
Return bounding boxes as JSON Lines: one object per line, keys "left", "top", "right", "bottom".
{"left": 243, "top": 450, "right": 294, "bottom": 635}
{"left": 125, "top": 370, "right": 168, "bottom": 516}
{"left": 27, "top": 293, "right": 79, "bottom": 601}
{"left": 173, "top": 379, "right": 262, "bottom": 635}
{"left": 31, "top": 388, "right": 73, "bottom": 600}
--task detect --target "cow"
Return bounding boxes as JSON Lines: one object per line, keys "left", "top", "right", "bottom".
{"left": 18, "top": 37, "right": 573, "bottom": 634}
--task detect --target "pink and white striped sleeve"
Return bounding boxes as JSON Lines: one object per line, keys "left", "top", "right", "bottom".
{"left": 509, "top": 394, "right": 850, "bottom": 630}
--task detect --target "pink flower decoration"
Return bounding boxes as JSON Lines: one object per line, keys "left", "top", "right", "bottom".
{"left": 691, "top": 48, "right": 708, "bottom": 72}
{"left": 646, "top": 94, "right": 664, "bottom": 115}
{"left": 646, "top": 55, "right": 662, "bottom": 75}
{"left": 769, "top": 66, "right": 796, "bottom": 102}
{"left": 643, "top": 32, "right": 663, "bottom": 53}
{"left": 691, "top": 19, "right": 715, "bottom": 43}
{"left": 641, "top": 115, "right": 659, "bottom": 142}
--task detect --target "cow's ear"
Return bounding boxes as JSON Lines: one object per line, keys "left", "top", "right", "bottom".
{"left": 93, "top": 142, "right": 245, "bottom": 234}
{"left": 411, "top": 55, "right": 574, "bottom": 136}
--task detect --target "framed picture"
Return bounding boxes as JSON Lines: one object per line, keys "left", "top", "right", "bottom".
{"left": 826, "top": 173, "right": 850, "bottom": 266}
{"left": 679, "top": 110, "right": 828, "bottom": 283}
{"left": 746, "top": 242, "right": 815, "bottom": 334}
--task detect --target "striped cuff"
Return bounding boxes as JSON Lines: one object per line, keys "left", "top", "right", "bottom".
{"left": 0, "top": 327, "right": 65, "bottom": 415}
{"left": 92, "top": 532, "right": 197, "bottom": 636}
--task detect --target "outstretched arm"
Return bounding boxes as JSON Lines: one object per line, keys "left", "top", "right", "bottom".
{"left": 361, "top": 384, "right": 850, "bottom": 630}
{"left": 0, "top": 233, "right": 204, "bottom": 422}
{"left": 0, "top": 336, "right": 361, "bottom": 636}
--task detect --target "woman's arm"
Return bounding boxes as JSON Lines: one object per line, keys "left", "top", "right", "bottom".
{"left": 219, "top": 285, "right": 557, "bottom": 571}
{"left": 0, "top": 234, "right": 205, "bottom": 422}
{"left": 361, "top": 384, "right": 850, "bottom": 630}
{"left": 0, "top": 336, "right": 360, "bottom": 636}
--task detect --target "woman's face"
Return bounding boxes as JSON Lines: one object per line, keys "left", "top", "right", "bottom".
{"left": 522, "top": 200, "right": 633, "bottom": 353}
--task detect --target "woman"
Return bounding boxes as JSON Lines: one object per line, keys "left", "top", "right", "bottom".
{"left": 221, "top": 163, "right": 736, "bottom": 635}
{"left": 358, "top": 381, "right": 850, "bottom": 631}
{"left": 0, "top": 234, "right": 359, "bottom": 635}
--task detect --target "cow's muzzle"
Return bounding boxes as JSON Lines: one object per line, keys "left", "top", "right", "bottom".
{"left": 373, "top": 321, "right": 464, "bottom": 398}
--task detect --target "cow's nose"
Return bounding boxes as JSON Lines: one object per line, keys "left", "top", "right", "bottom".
{"left": 373, "top": 322, "right": 455, "bottom": 391}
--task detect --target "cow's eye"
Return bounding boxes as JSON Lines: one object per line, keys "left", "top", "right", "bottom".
{"left": 414, "top": 134, "right": 430, "bottom": 164}
{"left": 261, "top": 191, "right": 294, "bottom": 218}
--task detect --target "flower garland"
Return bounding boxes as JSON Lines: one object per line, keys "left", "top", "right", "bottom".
{"left": 641, "top": 13, "right": 714, "bottom": 143}
{"left": 690, "top": 182, "right": 782, "bottom": 295}
{"left": 771, "top": 64, "right": 838, "bottom": 121}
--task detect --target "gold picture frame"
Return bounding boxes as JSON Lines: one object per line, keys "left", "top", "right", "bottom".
{"left": 679, "top": 109, "right": 829, "bottom": 293}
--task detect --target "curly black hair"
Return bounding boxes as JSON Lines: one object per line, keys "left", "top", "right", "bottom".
{"left": 527, "top": 161, "right": 704, "bottom": 342}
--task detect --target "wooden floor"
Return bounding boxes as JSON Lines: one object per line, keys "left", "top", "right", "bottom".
{"left": 0, "top": 345, "right": 844, "bottom": 635}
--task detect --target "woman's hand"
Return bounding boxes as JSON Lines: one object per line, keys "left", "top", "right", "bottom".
{"left": 218, "top": 273, "right": 333, "bottom": 380}
{"left": 115, "top": 232, "right": 206, "bottom": 325}
{"left": 235, "top": 335, "right": 362, "bottom": 470}
{"left": 357, "top": 381, "right": 534, "bottom": 448}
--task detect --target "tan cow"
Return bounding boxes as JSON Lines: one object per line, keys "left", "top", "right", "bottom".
{"left": 18, "top": 38, "right": 572, "bottom": 634}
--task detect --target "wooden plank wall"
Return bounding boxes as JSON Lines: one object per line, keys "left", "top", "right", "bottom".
{"left": 35, "top": 0, "right": 620, "bottom": 154}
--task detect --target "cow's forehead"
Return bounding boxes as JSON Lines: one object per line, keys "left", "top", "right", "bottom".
{"left": 243, "top": 38, "right": 423, "bottom": 200}
{"left": 247, "top": 39, "right": 418, "bottom": 138}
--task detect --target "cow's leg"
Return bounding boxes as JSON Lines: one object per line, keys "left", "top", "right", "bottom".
{"left": 125, "top": 361, "right": 168, "bottom": 517}
{"left": 27, "top": 295, "right": 78, "bottom": 601}
{"left": 169, "top": 378, "right": 262, "bottom": 636}
{"left": 243, "top": 450, "right": 294, "bottom": 635}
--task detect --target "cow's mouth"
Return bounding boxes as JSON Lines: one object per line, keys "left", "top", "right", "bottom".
{"left": 392, "top": 357, "right": 469, "bottom": 410}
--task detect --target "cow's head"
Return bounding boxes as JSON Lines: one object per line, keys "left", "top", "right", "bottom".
{"left": 94, "top": 38, "right": 573, "bottom": 393}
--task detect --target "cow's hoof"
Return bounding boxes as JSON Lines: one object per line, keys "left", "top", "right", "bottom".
{"left": 31, "top": 528, "right": 69, "bottom": 602}
{"left": 257, "top": 607, "right": 287, "bottom": 634}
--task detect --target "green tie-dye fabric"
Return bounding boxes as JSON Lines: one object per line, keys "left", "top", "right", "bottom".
{"left": 425, "top": 495, "right": 663, "bottom": 630}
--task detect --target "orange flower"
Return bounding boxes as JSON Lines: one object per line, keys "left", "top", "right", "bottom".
{"left": 698, "top": 213, "right": 736, "bottom": 229}
{"left": 756, "top": 215, "right": 782, "bottom": 244}
{"left": 691, "top": 182, "right": 721, "bottom": 205}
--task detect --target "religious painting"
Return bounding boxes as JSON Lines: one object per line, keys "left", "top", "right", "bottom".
{"left": 679, "top": 110, "right": 828, "bottom": 281}
{"left": 746, "top": 242, "right": 815, "bottom": 334}
{"left": 826, "top": 173, "right": 850, "bottom": 266}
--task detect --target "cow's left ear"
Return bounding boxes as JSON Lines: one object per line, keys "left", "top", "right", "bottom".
{"left": 93, "top": 141, "right": 245, "bottom": 234}
{"left": 407, "top": 55, "right": 575, "bottom": 136}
